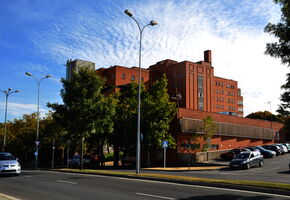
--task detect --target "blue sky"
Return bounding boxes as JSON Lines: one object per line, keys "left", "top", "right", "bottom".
{"left": 0, "top": 0, "right": 287, "bottom": 122}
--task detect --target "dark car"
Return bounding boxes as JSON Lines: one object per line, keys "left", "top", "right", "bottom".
{"left": 220, "top": 148, "right": 250, "bottom": 160}
{"left": 262, "top": 145, "right": 282, "bottom": 155}
{"left": 68, "top": 155, "right": 100, "bottom": 168}
{"left": 229, "top": 152, "right": 264, "bottom": 169}
{"left": 247, "top": 146, "right": 276, "bottom": 158}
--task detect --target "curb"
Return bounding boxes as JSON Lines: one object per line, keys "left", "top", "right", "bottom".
{"left": 49, "top": 169, "right": 290, "bottom": 196}
{"left": 0, "top": 193, "right": 20, "bottom": 200}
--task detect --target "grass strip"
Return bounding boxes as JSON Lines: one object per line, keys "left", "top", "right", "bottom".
{"left": 55, "top": 168, "right": 290, "bottom": 191}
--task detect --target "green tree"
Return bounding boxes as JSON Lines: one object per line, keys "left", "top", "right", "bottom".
{"left": 5, "top": 114, "right": 37, "bottom": 165}
{"left": 112, "top": 82, "right": 140, "bottom": 166}
{"left": 201, "top": 116, "right": 216, "bottom": 151}
{"left": 48, "top": 67, "right": 115, "bottom": 169}
{"left": 265, "top": 0, "right": 290, "bottom": 66}
{"left": 265, "top": 0, "right": 290, "bottom": 115}
{"left": 246, "top": 111, "right": 281, "bottom": 122}
{"left": 142, "top": 74, "right": 177, "bottom": 166}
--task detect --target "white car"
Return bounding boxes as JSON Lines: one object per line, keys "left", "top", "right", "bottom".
{"left": 0, "top": 152, "right": 21, "bottom": 175}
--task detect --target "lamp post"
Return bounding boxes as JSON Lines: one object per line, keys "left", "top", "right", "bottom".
{"left": 25, "top": 72, "right": 52, "bottom": 168}
{"left": 1, "top": 88, "right": 20, "bottom": 152}
{"left": 124, "top": 9, "right": 157, "bottom": 174}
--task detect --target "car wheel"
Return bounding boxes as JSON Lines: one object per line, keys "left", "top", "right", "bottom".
{"left": 259, "top": 160, "right": 264, "bottom": 167}
{"left": 246, "top": 163, "right": 250, "bottom": 169}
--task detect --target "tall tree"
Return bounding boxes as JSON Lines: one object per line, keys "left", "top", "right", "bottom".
{"left": 142, "top": 74, "right": 177, "bottom": 166}
{"left": 48, "top": 67, "right": 115, "bottom": 169}
{"left": 111, "top": 83, "right": 140, "bottom": 166}
{"left": 265, "top": 0, "right": 290, "bottom": 115}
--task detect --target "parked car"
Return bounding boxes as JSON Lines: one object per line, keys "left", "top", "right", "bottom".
{"left": 275, "top": 144, "right": 288, "bottom": 154}
{"left": 247, "top": 146, "right": 276, "bottom": 158}
{"left": 220, "top": 148, "right": 250, "bottom": 160}
{"left": 276, "top": 144, "right": 288, "bottom": 153}
{"left": 282, "top": 143, "right": 290, "bottom": 151}
{"left": 245, "top": 146, "right": 261, "bottom": 156}
{"left": 229, "top": 151, "right": 264, "bottom": 169}
{"left": 68, "top": 155, "right": 99, "bottom": 168}
{"left": 0, "top": 152, "right": 21, "bottom": 175}
{"left": 262, "top": 145, "right": 282, "bottom": 155}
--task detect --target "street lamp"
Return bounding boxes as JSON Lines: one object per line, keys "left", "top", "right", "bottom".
{"left": 1, "top": 88, "right": 20, "bottom": 152}
{"left": 124, "top": 9, "right": 157, "bottom": 174}
{"left": 25, "top": 72, "right": 52, "bottom": 168}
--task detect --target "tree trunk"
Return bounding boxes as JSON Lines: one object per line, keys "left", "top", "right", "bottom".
{"left": 61, "top": 148, "right": 65, "bottom": 166}
{"left": 113, "top": 144, "right": 119, "bottom": 167}
{"left": 100, "top": 141, "right": 104, "bottom": 167}
{"left": 146, "top": 150, "right": 150, "bottom": 167}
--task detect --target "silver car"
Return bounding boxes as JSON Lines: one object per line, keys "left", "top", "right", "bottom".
{"left": 0, "top": 152, "right": 21, "bottom": 175}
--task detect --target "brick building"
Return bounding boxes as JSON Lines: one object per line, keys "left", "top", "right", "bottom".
{"left": 69, "top": 50, "right": 284, "bottom": 164}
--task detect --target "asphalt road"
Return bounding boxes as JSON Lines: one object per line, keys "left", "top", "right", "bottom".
{"left": 139, "top": 152, "right": 290, "bottom": 184}
{"left": 0, "top": 170, "right": 290, "bottom": 200}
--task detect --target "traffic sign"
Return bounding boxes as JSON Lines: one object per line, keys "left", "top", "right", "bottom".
{"left": 34, "top": 152, "right": 38, "bottom": 157}
{"left": 162, "top": 141, "right": 169, "bottom": 148}
{"left": 35, "top": 141, "right": 40, "bottom": 146}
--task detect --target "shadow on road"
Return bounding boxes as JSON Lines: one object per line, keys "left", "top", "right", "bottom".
{"left": 278, "top": 170, "right": 290, "bottom": 174}
{"left": 178, "top": 194, "right": 272, "bottom": 200}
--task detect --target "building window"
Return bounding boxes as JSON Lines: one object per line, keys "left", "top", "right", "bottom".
{"left": 198, "top": 75, "right": 204, "bottom": 111}
{"left": 131, "top": 75, "right": 135, "bottom": 81}
{"left": 238, "top": 101, "right": 243, "bottom": 105}
{"left": 210, "top": 144, "right": 219, "bottom": 150}
{"left": 141, "top": 77, "right": 144, "bottom": 82}
{"left": 121, "top": 73, "right": 126, "bottom": 79}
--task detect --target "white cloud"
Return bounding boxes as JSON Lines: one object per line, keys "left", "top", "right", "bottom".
{"left": 0, "top": 102, "right": 49, "bottom": 121}
{"left": 28, "top": 0, "right": 286, "bottom": 116}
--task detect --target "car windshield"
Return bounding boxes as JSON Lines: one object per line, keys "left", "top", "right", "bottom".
{"left": 232, "top": 149, "right": 241, "bottom": 154}
{"left": 236, "top": 153, "right": 250, "bottom": 159}
{"left": 0, "top": 154, "right": 16, "bottom": 161}
{"left": 256, "top": 146, "right": 266, "bottom": 151}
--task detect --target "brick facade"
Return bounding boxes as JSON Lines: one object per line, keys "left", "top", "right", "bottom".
{"left": 69, "top": 50, "right": 285, "bottom": 164}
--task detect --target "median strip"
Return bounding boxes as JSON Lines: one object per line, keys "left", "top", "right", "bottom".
{"left": 52, "top": 168, "right": 290, "bottom": 191}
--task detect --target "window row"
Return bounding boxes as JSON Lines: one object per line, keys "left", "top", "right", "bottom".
{"left": 227, "top": 99, "right": 235, "bottom": 103}
{"left": 215, "top": 81, "right": 235, "bottom": 89}
{"left": 215, "top": 89, "right": 224, "bottom": 94}
{"left": 121, "top": 73, "right": 144, "bottom": 82}
{"left": 228, "top": 106, "right": 236, "bottom": 111}
{"left": 215, "top": 97, "right": 236, "bottom": 104}
{"left": 216, "top": 104, "right": 224, "bottom": 109}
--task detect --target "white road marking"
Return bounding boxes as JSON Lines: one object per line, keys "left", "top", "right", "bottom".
{"left": 23, "top": 175, "right": 32, "bottom": 178}
{"left": 136, "top": 192, "right": 175, "bottom": 200}
{"left": 47, "top": 171, "right": 290, "bottom": 198}
{"left": 57, "top": 180, "right": 77, "bottom": 185}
